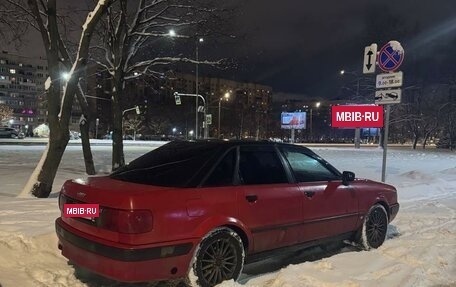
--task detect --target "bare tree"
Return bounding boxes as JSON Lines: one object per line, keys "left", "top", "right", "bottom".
{"left": 91, "top": 0, "right": 226, "bottom": 170}
{"left": 123, "top": 114, "right": 144, "bottom": 139}
{"left": 0, "top": 1, "right": 106, "bottom": 178}
{"left": 0, "top": 0, "right": 113, "bottom": 197}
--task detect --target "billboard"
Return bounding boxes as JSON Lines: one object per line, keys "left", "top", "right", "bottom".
{"left": 331, "top": 105, "right": 383, "bottom": 128}
{"left": 281, "top": 112, "right": 306, "bottom": 129}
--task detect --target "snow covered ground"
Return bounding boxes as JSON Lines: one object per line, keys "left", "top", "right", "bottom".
{"left": 0, "top": 144, "right": 455, "bottom": 287}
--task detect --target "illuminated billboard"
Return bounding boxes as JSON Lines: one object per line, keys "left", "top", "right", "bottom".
{"left": 281, "top": 112, "right": 306, "bottom": 129}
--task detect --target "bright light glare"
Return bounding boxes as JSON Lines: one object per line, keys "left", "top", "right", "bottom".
{"left": 169, "top": 29, "right": 176, "bottom": 37}
{"left": 315, "top": 102, "right": 321, "bottom": 108}
{"left": 199, "top": 38, "right": 204, "bottom": 43}
{"left": 340, "top": 70, "right": 345, "bottom": 75}
{"left": 62, "top": 72, "right": 70, "bottom": 81}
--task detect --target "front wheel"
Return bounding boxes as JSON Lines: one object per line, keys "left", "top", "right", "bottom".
{"left": 193, "top": 228, "right": 245, "bottom": 287}
{"left": 358, "top": 204, "right": 388, "bottom": 250}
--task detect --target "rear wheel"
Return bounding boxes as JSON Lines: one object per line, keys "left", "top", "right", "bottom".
{"left": 193, "top": 228, "right": 244, "bottom": 287}
{"left": 358, "top": 204, "right": 388, "bottom": 250}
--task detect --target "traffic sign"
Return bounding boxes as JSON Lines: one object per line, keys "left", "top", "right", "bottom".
{"left": 363, "top": 43, "right": 377, "bottom": 74}
{"left": 206, "top": 114, "right": 212, "bottom": 125}
{"left": 174, "top": 95, "right": 181, "bottom": 105}
{"left": 378, "top": 40, "right": 404, "bottom": 72}
{"left": 376, "top": 71, "right": 403, "bottom": 88}
{"left": 375, "top": 89, "right": 402, "bottom": 105}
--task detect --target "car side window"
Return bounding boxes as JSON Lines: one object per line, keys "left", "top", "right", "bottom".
{"left": 280, "top": 148, "right": 339, "bottom": 182}
{"left": 239, "top": 146, "right": 288, "bottom": 185}
{"left": 204, "top": 149, "right": 237, "bottom": 187}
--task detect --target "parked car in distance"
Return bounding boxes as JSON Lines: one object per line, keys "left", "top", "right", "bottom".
{"left": 0, "top": 127, "right": 19, "bottom": 138}
{"left": 56, "top": 140, "right": 399, "bottom": 286}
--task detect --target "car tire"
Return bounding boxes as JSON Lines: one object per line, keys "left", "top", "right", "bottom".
{"left": 358, "top": 204, "right": 388, "bottom": 250}
{"left": 192, "top": 227, "right": 245, "bottom": 287}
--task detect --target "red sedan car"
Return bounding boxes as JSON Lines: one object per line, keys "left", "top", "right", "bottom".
{"left": 56, "top": 141, "right": 399, "bottom": 286}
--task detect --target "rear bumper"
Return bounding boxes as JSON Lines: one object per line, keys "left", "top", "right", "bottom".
{"left": 389, "top": 203, "right": 400, "bottom": 222}
{"left": 55, "top": 218, "right": 197, "bottom": 282}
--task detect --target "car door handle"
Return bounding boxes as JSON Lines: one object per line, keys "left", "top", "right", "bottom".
{"left": 305, "top": 191, "right": 315, "bottom": 198}
{"left": 245, "top": 195, "right": 258, "bottom": 203}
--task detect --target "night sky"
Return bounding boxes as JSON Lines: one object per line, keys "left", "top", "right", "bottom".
{"left": 3, "top": 0, "right": 456, "bottom": 99}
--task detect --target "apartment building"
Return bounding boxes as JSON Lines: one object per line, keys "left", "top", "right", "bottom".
{"left": 0, "top": 51, "right": 47, "bottom": 132}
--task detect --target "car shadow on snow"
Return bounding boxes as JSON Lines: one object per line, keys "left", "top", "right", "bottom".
{"left": 239, "top": 241, "right": 356, "bottom": 283}
{"left": 240, "top": 224, "right": 401, "bottom": 284}
{"left": 68, "top": 225, "right": 401, "bottom": 287}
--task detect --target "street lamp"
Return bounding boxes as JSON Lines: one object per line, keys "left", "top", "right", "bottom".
{"left": 62, "top": 72, "right": 71, "bottom": 81}
{"left": 340, "top": 70, "right": 362, "bottom": 148}
{"left": 172, "top": 127, "right": 177, "bottom": 137}
{"left": 309, "top": 102, "right": 321, "bottom": 141}
{"left": 218, "top": 92, "right": 230, "bottom": 139}
{"left": 189, "top": 130, "right": 194, "bottom": 139}
{"left": 168, "top": 29, "right": 205, "bottom": 138}
{"left": 195, "top": 36, "right": 204, "bottom": 139}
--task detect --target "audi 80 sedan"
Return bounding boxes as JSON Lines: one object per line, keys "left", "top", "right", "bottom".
{"left": 56, "top": 140, "right": 399, "bottom": 287}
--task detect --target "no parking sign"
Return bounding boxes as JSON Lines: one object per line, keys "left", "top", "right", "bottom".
{"left": 378, "top": 40, "right": 404, "bottom": 72}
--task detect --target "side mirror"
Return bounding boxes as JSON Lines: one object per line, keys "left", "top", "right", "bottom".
{"left": 342, "top": 171, "right": 355, "bottom": 185}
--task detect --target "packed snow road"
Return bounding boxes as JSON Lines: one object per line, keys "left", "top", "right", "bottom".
{"left": 0, "top": 145, "right": 455, "bottom": 287}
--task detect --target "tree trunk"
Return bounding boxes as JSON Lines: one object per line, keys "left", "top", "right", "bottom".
{"left": 80, "top": 116, "right": 96, "bottom": 175}
{"left": 76, "top": 87, "right": 96, "bottom": 175}
{"left": 19, "top": 127, "right": 69, "bottom": 198}
{"left": 412, "top": 134, "right": 419, "bottom": 149}
{"left": 19, "top": 0, "right": 112, "bottom": 198}
{"left": 112, "top": 84, "right": 125, "bottom": 171}
{"left": 422, "top": 132, "right": 430, "bottom": 149}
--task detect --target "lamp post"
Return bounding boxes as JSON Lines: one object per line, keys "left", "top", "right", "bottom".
{"left": 309, "top": 102, "right": 321, "bottom": 141}
{"left": 195, "top": 37, "right": 204, "bottom": 139}
{"left": 95, "top": 118, "right": 99, "bottom": 139}
{"left": 340, "top": 70, "right": 361, "bottom": 148}
{"left": 218, "top": 92, "right": 230, "bottom": 139}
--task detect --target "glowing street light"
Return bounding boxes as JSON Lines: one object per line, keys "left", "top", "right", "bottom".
{"left": 62, "top": 72, "right": 71, "bottom": 81}
{"left": 310, "top": 102, "right": 321, "bottom": 141}
{"left": 218, "top": 92, "right": 231, "bottom": 138}
{"left": 168, "top": 29, "right": 176, "bottom": 37}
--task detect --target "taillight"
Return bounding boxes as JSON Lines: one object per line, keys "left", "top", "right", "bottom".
{"left": 58, "top": 192, "right": 65, "bottom": 211}
{"left": 98, "top": 208, "right": 153, "bottom": 234}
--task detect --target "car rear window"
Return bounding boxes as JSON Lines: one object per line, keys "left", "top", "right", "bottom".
{"left": 110, "top": 141, "right": 222, "bottom": 187}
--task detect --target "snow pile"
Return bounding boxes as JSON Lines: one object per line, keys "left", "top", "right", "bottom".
{"left": 0, "top": 146, "right": 455, "bottom": 287}
{"left": 33, "top": 124, "right": 50, "bottom": 138}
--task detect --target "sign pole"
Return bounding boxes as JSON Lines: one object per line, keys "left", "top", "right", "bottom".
{"left": 381, "top": 105, "right": 390, "bottom": 182}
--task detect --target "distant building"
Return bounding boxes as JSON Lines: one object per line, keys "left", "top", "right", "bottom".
{"left": 169, "top": 72, "right": 273, "bottom": 138}
{"left": 0, "top": 51, "right": 47, "bottom": 133}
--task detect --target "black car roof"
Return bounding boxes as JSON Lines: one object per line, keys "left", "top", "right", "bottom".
{"left": 165, "top": 139, "right": 316, "bottom": 154}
